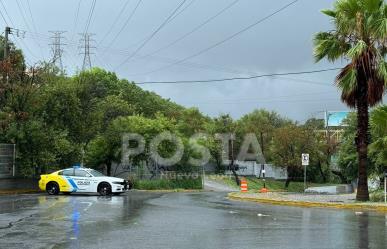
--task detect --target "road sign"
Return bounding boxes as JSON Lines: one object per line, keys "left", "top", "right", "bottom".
{"left": 302, "top": 153, "right": 309, "bottom": 166}
{"left": 302, "top": 153, "right": 309, "bottom": 192}
{"left": 384, "top": 170, "right": 387, "bottom": 203}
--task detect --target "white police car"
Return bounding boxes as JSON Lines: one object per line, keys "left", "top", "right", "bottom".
{"left": 39, "top": 167, "right": 131, "bottom": 195}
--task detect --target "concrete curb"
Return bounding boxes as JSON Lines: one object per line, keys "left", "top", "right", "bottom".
{"left": 228, "top": 192, "right": 387, "bottom": 212}
{"left": 0, "top": 189, "right": 41, "bottom": 195}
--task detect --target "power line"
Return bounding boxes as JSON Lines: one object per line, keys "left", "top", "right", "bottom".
{"left": 134, "top": 68, "right": 341, "bottom": 85}
{"left": 98, "top": 0, "right": 132, "bottom": 46}
{"left": 98, "top": 0, "right": 142, "bottom": 70}
{"left": 25, "top": 0, "right": 38, "bottom": 38}
{"left": 0, "top": 8, "right": 7, "bottom": 25}
{"left": 93, "top": 43, "right": 333, "bottom": 87}
{"left": 101, "top": 0, "right": 197, "bottom": 71}
{"left": 84, "top": 0, "right": 96, "bottom": 34}
{"left": 182, "top": 91, "right": 335, "bottom": 104}
{"left": 70, "top": 0, "right": 82, "bottom": 42}
{"left": 15, "top": 0, "right": 32, "bottom": 31}
{"left": 24, "top": 31, "right": 336, "bottom": 88}
{"left": 25, "top": 0, "right": 45, "bottom": 59}
{"left": 115, "top": 0, "right": 188, "bottom": 69}
{"left": 14, "top": 0, "right": 40, "bottom": 59}
{"left": 120, "top": 0, "right": 195, "bottom": 52}
{"left": 14, "top": 27, "right": 338, "bottom": 88}
{"left": 0, "top": 1, "right": 14, "bottom": 27}
{"left": 102, "top": 0, "right": 194, "bottom": 58}
{"left": 182, "top": 98, "right": 340, "bottom": 105}
{"left": 100, "top": 0, "right": 142, "bottom": 54}
{"left": 137, "top": 0, "right": 240, "bottom": 62}
{"left": 172, "top": 0, "right": 196, "bottom": 18}
{"left": 128, "top": 0, "right": 299, "bottom": 76}
{"left": 164, "top": 0, "right": 196, "bottom": 24}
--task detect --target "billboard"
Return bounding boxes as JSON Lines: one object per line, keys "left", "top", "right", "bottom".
{"left": 325, "top": 111, "right": 350, "bottom": 127}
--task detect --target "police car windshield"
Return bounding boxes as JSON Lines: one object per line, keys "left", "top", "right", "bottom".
{"left": 88, "top": 169, "right": 105, "bottom": 177}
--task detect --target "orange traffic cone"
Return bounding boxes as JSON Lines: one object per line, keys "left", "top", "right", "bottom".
{"left": 259, "top": 187, "right": 268, "bottom": 193}
{"left": 259, "top": 179, "right": 268, "bottom": 193}
{"left": 240, "top": 178, "right": 248, "bottom": 193}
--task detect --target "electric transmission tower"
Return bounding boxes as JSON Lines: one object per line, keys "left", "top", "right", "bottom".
{"left": 79, "top": 33, "right": 95, "bottom": 71}
{"left": 49, "top": 31, "right": 66, "bottom": 71}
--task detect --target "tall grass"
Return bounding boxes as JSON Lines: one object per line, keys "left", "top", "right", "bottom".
{"left": 133, "top": 177, "right": 202, "bottom": 190}
{"left": 214, "top": 175, "right": 332, "bottom": 192}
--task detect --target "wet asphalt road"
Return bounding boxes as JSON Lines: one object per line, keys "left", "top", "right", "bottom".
{"left": 0, "top": 192, "right": 386, "bottom": 249}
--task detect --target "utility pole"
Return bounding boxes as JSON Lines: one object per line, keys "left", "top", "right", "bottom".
{"left": 79, "top": 33, "right": 95, "bottom": 71}
{"left": 325, "top": 110, "right": 332, "bottom": 168}
{"left": 4, "top": 26, "right": 11, "bottom": 60}
{"left": 49, "top": 31, "right": 66, "bottom": 71}
{"left": 3, "top": 26, "right": 11, "bottom": 84}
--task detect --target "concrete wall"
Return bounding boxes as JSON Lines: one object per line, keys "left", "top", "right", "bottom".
{"left": 0, "top": 144, "right": 15, "bottom": 179}
{"left": 305, "top": 185, "right": 353, "bottom": 194}
{"left": 0, "top": 178, "right": 38, "bottom": 190}
{"left": 224, "top": 160, "right": 287, "bottom": 180}
{"left": 111, "top": 161, "right": 288, "bottom": 180}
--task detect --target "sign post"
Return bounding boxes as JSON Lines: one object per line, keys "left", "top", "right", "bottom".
{"left": 302, "top": 153, "right": 309, "bottom": 192}
{"left": 384, "top": 171, "right": 387, "bottom": 204}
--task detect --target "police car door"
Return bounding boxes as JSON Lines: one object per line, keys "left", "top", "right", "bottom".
{"left": 72, "top": 169, "right": 92, "bottom": 192}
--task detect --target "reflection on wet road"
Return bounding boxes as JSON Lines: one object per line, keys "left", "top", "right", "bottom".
{"left": 0, "top": 191, "right": 386, "bottom": 249}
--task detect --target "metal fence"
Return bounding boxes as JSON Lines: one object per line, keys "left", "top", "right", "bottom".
{"left": 0, "top": 144, "right": 15, "bottom": 178}
{"left": 111, "top": 161, "right": 203, "bottom": 180}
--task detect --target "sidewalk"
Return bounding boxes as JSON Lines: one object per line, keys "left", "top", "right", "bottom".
{"left": 204, "top": 176, "right": 239, "bottom": 192}
{"left": 0, "top": 178, "right": 40, "bottom": 195}
{"left": 228, "top": 192, "right": 387, "bottom": 212}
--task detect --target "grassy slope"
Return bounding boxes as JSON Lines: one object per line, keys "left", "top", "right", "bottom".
{"left": 210, "top": 175, "right": 331, "bottom": 192}
{"left": 134, "top": 177, "right": 203, "bottom": 190}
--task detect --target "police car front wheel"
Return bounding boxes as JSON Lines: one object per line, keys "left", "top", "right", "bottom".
{"left": 98, "top": 182, "right": 112, "bottom": 196}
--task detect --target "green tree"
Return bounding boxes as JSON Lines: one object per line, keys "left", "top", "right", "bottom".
{"left": 207, "top": 114, "right": 242, "bottom": 184}
{"left": 271, "top": 124, "right": 318, "bottom": 187}
{"left": 369, "top": 105, "right": 387, "bottom": 175}
{"left": 302, "top": 119, "right": 331, "bottom": 183}
{"left": 86, "top": 114, "right": 180, "bottom": 176}
{"left": 337, "top": 113, "right": 361, "bottom": 180}
{"left": 237, "top": 109, "right": 290, "bottom": 162}
{"left": 338, "top": 109, "right": 386, "bottom": 182}
{"left": 118, "top": 81, "right": 184, "bottom": 118}
{"left": 314, "top": 0, "right": 387, "bottom": 201}
{"left": 177, "top": 107, "right": 209, "bottom": 136}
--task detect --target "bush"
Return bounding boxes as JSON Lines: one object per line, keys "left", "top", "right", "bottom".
{"left": 370, "top": 190, "right": 386, "bottom": 202}
{"left": 133, "top": 177, "right": 202, "bottom": 190}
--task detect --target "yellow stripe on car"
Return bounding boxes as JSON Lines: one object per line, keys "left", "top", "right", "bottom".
{"left": 39, "top": 171, "right": 74, "bottom": 192}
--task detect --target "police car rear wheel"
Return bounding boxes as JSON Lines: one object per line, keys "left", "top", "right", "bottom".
{"left": 46, "top": 182, "right": 59, "bottom": 195}
{"left": 98, "top": 183, "right": 112, "bottom": 196}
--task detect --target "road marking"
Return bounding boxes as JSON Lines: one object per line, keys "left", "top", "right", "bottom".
{"left": 81, "top": 201, "right": 93, "bottom": 211}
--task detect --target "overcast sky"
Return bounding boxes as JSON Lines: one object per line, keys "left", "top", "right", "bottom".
{"left": 1, "top": 0, "right": 360, "bottom": 121}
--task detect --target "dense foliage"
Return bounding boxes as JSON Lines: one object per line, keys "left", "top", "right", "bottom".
{"left": 338, "top": 105, "right": 387, "bottom": 181}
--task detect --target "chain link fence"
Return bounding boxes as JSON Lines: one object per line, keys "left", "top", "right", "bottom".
{"left": 111, "top": 161, "right": 204, "bottom": 189}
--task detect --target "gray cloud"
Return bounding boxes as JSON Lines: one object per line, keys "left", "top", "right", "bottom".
{"left": 3, "top": 0, "right": 353, "bottom": 121}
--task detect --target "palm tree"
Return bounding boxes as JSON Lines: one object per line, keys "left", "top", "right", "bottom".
{"left": 314, "top": 0, "right": 386, "bottom": 201}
